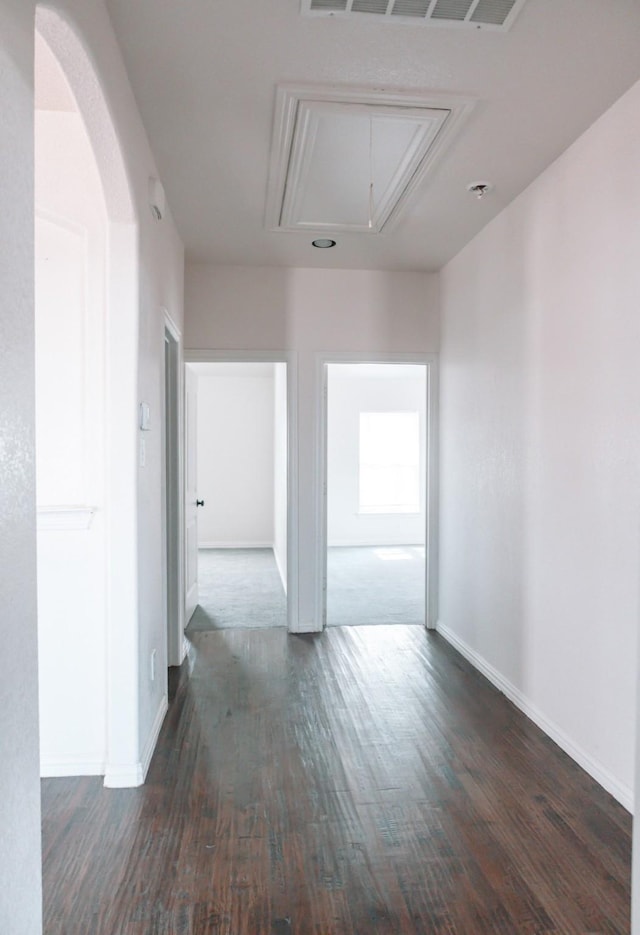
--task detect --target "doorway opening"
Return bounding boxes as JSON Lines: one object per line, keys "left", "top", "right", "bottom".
{"left": 34, "top": 27, "right": 108, "bottom": 775}
{"left": 322, "top": 358, "right": 437, "bottom": 629}
{"left": 34, "top": 9, "right": 140, "bottom": 786}
{"left": 184, "top": 359, "right": 294, "bottom": 631}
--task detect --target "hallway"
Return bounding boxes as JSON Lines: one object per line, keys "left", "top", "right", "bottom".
{"left": 41, "top": 625, "right": 631, "bottom": 934}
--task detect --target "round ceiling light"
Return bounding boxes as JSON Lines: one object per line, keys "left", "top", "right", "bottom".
{"left": 312, "top": 238, "right": 336, "bottom": 248}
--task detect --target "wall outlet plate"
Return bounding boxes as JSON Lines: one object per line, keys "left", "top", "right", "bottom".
{"left": 139, "top": 402, "right": 151, "bottom": 431}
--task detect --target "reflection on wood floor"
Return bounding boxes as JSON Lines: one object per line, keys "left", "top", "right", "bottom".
{"left": 42, "top": 625, "right": 631, "bottom": 934}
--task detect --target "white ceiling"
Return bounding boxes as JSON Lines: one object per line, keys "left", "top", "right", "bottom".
{"left": 105, "top": 0, "right": 640, "bottom": 272}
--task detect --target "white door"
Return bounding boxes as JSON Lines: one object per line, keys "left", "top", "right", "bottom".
{"left": 185, "top": 365, "right": 199, "bottom": 623}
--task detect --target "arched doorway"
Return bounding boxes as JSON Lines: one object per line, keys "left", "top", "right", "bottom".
{"left": 35, "top": 7, "right": 141, "bottom": 786}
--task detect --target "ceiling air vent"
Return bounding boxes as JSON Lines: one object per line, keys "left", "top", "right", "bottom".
{"left": 353, "top": 0, "right": 390, "bottom": 13}
{"left": 303, "top": 0, "right": 527, "bottom": 30}
{"left": 431, "top": 0, "right": 475, "bottom": 21}
{"left": 470, "top": 0, "right": 516, "bottom": 25}
{"left": 391, "top": 0, "right": 431, "bottom": 17}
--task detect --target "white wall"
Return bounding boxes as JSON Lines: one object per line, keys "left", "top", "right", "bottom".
{"left": 273, "top": 363, "right": 288, "bottom": 589}
{"left": 0, "top": 2, "right": 43, "bottom": 930}
{"left": 195, "top": 366, "right": 275, "bottom": 547}
{"left": 439, "top": 79, "right": 640, "bottom": 818}
{"left": 37, "top": 0, "right": 185, "bottom": 787}
{"left": 35, "top": 102, "right": 109, "bottom": 776}
{"left": 185, "top": 266, "right": 439, "bottom": 631}
{"left": 327, "top": 364, "right": 426, "bottom": 547}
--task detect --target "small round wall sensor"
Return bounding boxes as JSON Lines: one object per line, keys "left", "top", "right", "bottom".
{"left": 312, "top": 238, "right": 336, "bottom": 248}
{"left": 467, "top": 181, "right": 493, "bottom": 200}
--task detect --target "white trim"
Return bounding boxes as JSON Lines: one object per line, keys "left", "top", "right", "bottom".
{"left": 425, "top": 357, "right": 439, "bottom": 629}
{"left": 279, "top": 100, "right": 450, "bottom": 234}
{"left": 199, "top": 541, "right": 274, "bottom": 550}
{"left": 104, "top": 692, "right": 168, "bottom": 788}
{"left": 317, "top": 352, "right": 439, "bottom": 632}
{"left": 103, "top": 762, "right": 145, "bottom": 789}
{"left": 40, "top": 756, "right": 105, "bottom": 778}
{"left": 316, "top": 354, "right": 329, "bottom": 631}
{"left": 435, "top": 621, "right": 633, "bottom": 812}
{"left": 139, "top": 694, "right": 168, "bottom": 783}
{"left": 185, "top": 349, "right": 299, "bottom": 633}
{"left": 164, "top": 314, "right": 182, "bottom": 340}
{"left": 36, "top": 506, "right": 96, "bottom": 530}
{"left": 163, "top": 314, "right": 185, "bottom": 668}
{"left": 266, "top": 84, "right": 475, "bottom": 233}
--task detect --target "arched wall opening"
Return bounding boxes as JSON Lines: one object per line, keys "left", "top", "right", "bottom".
{"left": 35, "top": 6, "right": 142, "bottom": 786}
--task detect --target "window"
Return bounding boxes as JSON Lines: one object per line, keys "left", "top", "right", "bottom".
{"left": 359, "top": 411, "right": 420, "bottom": 514}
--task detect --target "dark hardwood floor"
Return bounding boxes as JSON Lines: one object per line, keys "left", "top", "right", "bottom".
{"left": 41, "top": 626, "right": 631, "bottom": 934}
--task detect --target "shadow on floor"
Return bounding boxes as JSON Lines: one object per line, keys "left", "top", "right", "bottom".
{"left": 187, "top": 547, "right": 287, "bottom": 631}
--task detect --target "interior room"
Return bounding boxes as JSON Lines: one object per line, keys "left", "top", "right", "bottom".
{"left": 2, "top": 1, "right": 640, "bottom": 932}
{"left": 186, "top": 361, "right": 288, "bottom": 631}
{"left": 326, "top": 363, "right": 427, "bottom": 628}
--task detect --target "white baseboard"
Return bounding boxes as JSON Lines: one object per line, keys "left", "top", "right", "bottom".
{"left": 103, "top": 694, "right": 168, "bottom": 789}
{"left": 198, "top": 541, "right": 273, "bottom": 550}
{"left": 103, "top": 762, "right": 144, "bottom": 788}
{"left": 140, "top": 694, "right": 169, "bottom": 782}
{"left": 435, "top": 621, "right": 633, "bottom": 813}
{"left": 40, "top": 756, "right": 105, "bottom": 778}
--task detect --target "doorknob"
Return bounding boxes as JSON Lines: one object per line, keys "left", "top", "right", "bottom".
{"left": 196, "top": 499, "right": 204, "bottom": 507}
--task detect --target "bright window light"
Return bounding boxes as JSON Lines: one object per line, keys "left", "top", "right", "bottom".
{"left": 359, "top": 411, "right": 420, "bottom": 514}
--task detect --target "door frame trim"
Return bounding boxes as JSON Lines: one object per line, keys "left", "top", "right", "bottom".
{"left": 163, "top": 312, "right": 185, "bottom": 667}
{"left": 184, "top": 348, "right": 299, "bottom": 632}
{"left": 317, "top": 352, "right": 439, "bottom": 630}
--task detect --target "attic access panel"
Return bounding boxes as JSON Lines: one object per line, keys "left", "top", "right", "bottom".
{"left": 301, "top": 0, "right": 528, "bottom": 30}
{"left": 266, "top": 86, "right": 474, "bottom": 235}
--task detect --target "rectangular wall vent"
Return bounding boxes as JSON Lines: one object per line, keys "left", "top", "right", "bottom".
{"left": 303, "top": 0, "right": 527, "bottom": 30}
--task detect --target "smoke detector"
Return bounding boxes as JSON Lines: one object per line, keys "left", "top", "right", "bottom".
{"left": 467, "top": 181, "right": 493, "bottom": 199}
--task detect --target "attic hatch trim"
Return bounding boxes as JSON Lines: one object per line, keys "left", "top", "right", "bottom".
{"left": 300, "top": 0, "right": 528, "bottom": 31}
{"left": 265, "top": 85, "right": 475, "bottom": 236}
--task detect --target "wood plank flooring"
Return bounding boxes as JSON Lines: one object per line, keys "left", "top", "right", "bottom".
{"left": 41, "top": 626, "right": 632, "bottom": 934}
